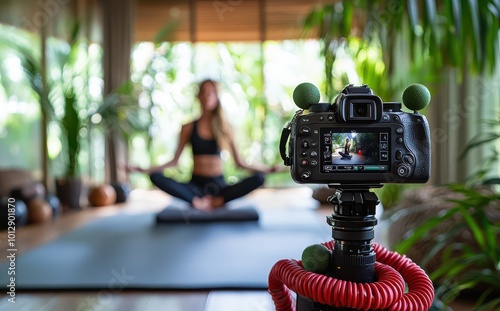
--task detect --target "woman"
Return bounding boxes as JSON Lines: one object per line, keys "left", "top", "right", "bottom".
{"left": 344, "top": 137, "right": 351, "bottom": 155}
{"left": 129, "top": 79, "right": 278, "bottom": 210}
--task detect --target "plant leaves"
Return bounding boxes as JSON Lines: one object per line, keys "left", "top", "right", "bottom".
{"left": 460, "top": 132, "right": 500, "bottom": 158}
{"left": 394, "top": 206, "right": 461, "bottom": 254}
{"left": 450, "top": 0, "right": 462, "bottom": 37}
{"left": 466, "top": 0, "right": 482, "bottom": 69}
{"left": 407, "top": 0, "right": 420, "bottom": 35}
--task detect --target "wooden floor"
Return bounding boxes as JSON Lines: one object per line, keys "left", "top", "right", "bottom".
{"left": 0, "top": 188, "right": 477, "bottom": 311}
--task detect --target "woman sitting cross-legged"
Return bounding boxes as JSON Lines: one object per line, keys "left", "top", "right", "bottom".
{"left": 128, "top": 79, "right": 280, "bottom": 211}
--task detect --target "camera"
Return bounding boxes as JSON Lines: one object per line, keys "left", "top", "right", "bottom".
{"left": 280, "top": 84, "right": 431, "bottom": 185}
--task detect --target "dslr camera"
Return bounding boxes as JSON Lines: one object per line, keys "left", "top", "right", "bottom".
{"left": 280, "top": 84, "right": 431, "bottom": 185}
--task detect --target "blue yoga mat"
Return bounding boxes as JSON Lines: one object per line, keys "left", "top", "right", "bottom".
{"left": 1, "top": 208, "right": 330, "bottom": 290}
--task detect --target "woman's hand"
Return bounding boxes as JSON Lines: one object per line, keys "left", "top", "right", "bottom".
{"left": 125, "top": 165, "right": 150, "bottom": 174}
{"left": 267, "top": 164, "right": 287, "bottom": 174}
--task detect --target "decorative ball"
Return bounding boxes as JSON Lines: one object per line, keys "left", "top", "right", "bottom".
{"left": 301, "top": 243, "right": 331, "bottom": 274}
{"left": 28, "top": 198, "right": 52, "bottom": 224}
{"left": 293, "top": 82, "right": 321, "bottom": 110}
{"left": 88, "top": 184, "right": 117, "bottom": 207}
{"left": 111, "top": 182, "right": 131, "bottom": 204}
{"left": 402, "top": 83, "right": 431, "bottom": 111}
{"left": 45, "top": 193, "right": 61, "bottom": 219}
{"left": 0, "top": 197, "right": 28, "bottom": 229}
{"left": 9, "top": 182, "right": 46, "bottom": 203}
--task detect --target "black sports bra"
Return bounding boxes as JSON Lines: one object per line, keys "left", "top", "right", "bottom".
{"left": 190, "top": 120, "right": 220, "bottom": 155}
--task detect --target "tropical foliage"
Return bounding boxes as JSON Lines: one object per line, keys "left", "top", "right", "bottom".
{"left": 0, "top": 23, "right": 88, "bottom": 178}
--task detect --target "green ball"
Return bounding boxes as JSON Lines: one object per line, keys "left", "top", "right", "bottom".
{"left": 402, "top": 83, "right": 431, "bottom": 111}
{"left": 301, "top": 244, "right": 331, "bottom": 274}
{"left": 293, "top": 82, "right": 321, "bottom": 109}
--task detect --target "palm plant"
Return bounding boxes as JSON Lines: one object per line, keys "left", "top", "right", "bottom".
{"left": 90, "top": 81, "right": 149, "bottom": 143}
{"left": 303, "top": 0, "right": 500, "bottom": 97}
{"left": 0, "top": 23, "right": 89, "bottom": 208}
{"left": 395, "top": 184, "right": 500, "bottom": 310}
{"left": 0, "top": 23, "right": 86, "bottom": 178}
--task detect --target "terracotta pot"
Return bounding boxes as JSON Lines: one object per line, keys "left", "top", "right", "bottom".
{"left": 55, "top": 178, "right": 82, "bottom": 210}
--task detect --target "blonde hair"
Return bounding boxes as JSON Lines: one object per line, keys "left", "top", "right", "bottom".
{"left": 198, "top": 80, "right": 233, "bottom": 150}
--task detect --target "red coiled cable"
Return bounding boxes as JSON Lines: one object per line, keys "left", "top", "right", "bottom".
{"left": 268, "top": 241, "right": 434, "bottom": 311}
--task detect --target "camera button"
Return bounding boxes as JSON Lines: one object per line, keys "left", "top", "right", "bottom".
{"left": 393, "top": 116, "right": 400, "bottom": 121}
{"left": 310, "top": 141, "right": 318, "bottom": 148}
{"left": 396, "top": 127, "right": 404, "bottom": 134}
{"left": 319, "top": 116, "right": 324, "bottom": 121}
{"left": 301, "top": 141, "right": 309, "bottom": 149}
{"left": 300, "top": 159, "right": 309, "bottom": 167}
{"left": 396, "top": 164, "right": 410, "bottom": 177}
{"left": 310, "top": 160, "right": 318, "bottom": 167}
{"left": 310, "top": 151, "right": 318, "bottom": 158}
{"left": 328, "top": 115, "right": 334, "bottom": 121}
{"left": 380, "top": 152, "right": 389, "bottom": 161}
{"left": 300, "top": 126, "right": 311, "bottom": 135}
{"left": 383, "top": 115, "right": 390, "bottom": 121}
{"left": 404, "top": 154, "right": 415, "bottom": 164}
{"left": 301, "top": 151, "right": 308, "bottom": 157}
{"left": 396, "top": 137, "right": 404, "bottom": 144}
{"left": 396, "top": 150, "right": 403, "bottom": 160}
{"left": 300, "top": 170, "right": 311, "bottom": 180}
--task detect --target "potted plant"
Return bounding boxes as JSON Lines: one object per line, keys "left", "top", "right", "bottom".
{"left": 1, "top": 23, "right": 88, "bottom": 209}
{"left": 87, "top": 80, "right": 150, "bottom": 202}
{"left": 390, "top": 114, "right": 500, "bottom": 309}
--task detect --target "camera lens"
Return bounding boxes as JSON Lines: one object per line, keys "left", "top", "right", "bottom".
{"left": 353, "top": 104, "right": 368, "bottom": 117}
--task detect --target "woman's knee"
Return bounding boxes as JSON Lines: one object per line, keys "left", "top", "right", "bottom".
{"left": 149, "top": 172, "right": 164, "bottom": 185}
{"left": 252, "top": 172, "right": 266, "bottom": 187}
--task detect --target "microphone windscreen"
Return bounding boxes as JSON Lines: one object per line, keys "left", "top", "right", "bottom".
{"left": 293, "top": 82, "right": 320, "bottom": 109}
{"left": 402, "top": 84, "right": 431, "bottom": 111}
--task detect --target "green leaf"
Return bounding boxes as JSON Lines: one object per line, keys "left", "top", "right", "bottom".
{"left": 421, "top": 225, "right": 464, "bottom": 267}
{"left": 466, "top": 0, "right": 482, "bottom": 68}
{"left": 424, "top": 0, "right": 437, "bottom": 24}
{"left": 478, "top": 212, "right": 497, "bottom": 261}
{"left": 460, "top": 132, "right": 500, "bottom": 158}
{"left": 153, "top": 21, "right": 179, "bottom": 44}
{"left": 341, "top": 0, "right": 353, "bottom": 38}
{"left": 394, "top": 206, "right": 461, "bottom": 254}
{"left": 475, "top": 297, "right": 500, "bottom": 311}
{"left": 458, "top": 208, "right": 486, "bottom": 250}
{"left": 450, "top": 0, "right": 462, "bottom": 37}
{"left": 407, "top": 0, "right": 420, "bottom": 35}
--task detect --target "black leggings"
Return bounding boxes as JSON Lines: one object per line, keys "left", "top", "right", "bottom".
{"left": 149, "top": 172, "right": 265, "bottom": 204}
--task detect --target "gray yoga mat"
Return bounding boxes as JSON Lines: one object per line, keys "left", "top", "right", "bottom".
{"left": 2, "top": 208, "right": 330, "bottom": 290}
{"left": 156, "top": 206, "right": 260, "bottom": 223}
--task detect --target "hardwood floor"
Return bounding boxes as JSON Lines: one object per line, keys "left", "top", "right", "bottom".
{"left": 0, "top": 188, "right": 478, "bottom": 310}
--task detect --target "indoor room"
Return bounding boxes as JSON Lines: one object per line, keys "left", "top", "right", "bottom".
{"left": 0, "top": 0, "right": 499, "bottom": 310}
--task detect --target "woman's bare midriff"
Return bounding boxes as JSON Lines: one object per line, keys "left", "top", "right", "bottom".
{"left": 192, "top": 155, "right": 223, "bottom": 176}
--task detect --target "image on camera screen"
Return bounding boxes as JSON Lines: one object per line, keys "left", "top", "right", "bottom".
{"left": 320, "top": 129, "right": 390, "bottom": 173}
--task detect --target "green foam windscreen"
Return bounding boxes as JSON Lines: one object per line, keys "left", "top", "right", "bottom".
{"left": 293, "top": 82, "right": 321, "bottom": 109}
{"left": 402, "top": 84, "right": 431, "bottom": 111}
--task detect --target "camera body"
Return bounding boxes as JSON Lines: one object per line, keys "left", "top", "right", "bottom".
{"left": 282, "top": 84, "right": 431, "bottom": 185}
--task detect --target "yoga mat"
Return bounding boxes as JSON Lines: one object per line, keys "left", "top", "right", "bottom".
{"left": 156, "top": 206, "right": 260, "bottom": 223}
{"left": 1, "top": 208, "right": 330, "bottom": 290}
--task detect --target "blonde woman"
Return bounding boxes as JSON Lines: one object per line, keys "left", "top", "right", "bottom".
{"left": 130, "top": 80, "right": 278, "bottom": 210}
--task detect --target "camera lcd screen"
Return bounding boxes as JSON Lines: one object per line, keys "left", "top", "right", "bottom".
{"left": 320, "top": 128, "right": 390, "bottom": 173}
